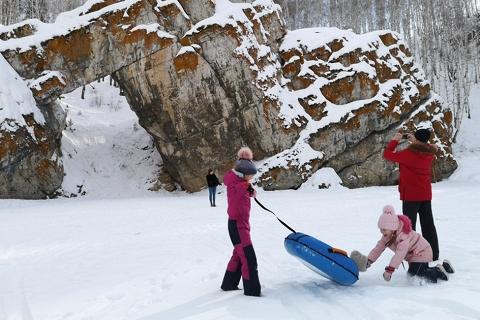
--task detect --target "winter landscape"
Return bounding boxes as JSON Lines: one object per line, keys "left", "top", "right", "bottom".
{"left": 1, "top": 0, "right": 480, "bottom": 319}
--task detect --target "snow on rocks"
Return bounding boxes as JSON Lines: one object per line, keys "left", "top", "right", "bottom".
{"left": 0, "top": 1, "right": 457, "bottom": 197}
{"left": 256, "top": 27, "right": 456, "bottom": 190}
{"left": 0, "top": 55, "right": 65, "bottom": 199}
{"left": 0, "top": 0, "right": 180, "bottom": 103}
{"left": 0, "top": 55, "right": 45, "bottom": 131}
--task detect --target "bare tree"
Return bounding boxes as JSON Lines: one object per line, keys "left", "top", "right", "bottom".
{"left": 0, "top": 0, "right": 85, "bottom": 24}
{"left": 275, "top": 0, "right": 480, "bottom": 133}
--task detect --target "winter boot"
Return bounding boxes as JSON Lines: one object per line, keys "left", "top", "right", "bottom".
{"left": 435, "top": 264, "right": 449, "bottom": 281}
{"left": 423, "top": 268, "right": 438, "bottom": 283}
{"left": 442, "top": 259, "right": 455, "bottom": 274}
{"left": 221, "top": 270, "right": 241, "bottom": 291}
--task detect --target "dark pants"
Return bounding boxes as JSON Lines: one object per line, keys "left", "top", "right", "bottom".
{"left": 221, "top": 220, "right": 261, "bottom": 296}
{"left": 408, "top": 262, "right": 444, "bottom": 283}
{"left": 403, "top": 201, "right": 439, "bottom": 260}
{"left": 208, "top": 186, "right": 217, "bottom": 206}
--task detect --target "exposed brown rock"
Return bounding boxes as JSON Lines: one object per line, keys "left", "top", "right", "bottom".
{"left": 0, "top": 2, "right": 456, "bottom": 198}
{"left": 321, "top": 72, "right": 379, "bottom": 105}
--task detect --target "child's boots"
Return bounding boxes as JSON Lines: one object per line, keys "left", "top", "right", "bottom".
{"left": 442, "top": 259, "right": 455, "bottom": 274}
{"left": 434, "top": 264, "right": 449, "bottom": 281}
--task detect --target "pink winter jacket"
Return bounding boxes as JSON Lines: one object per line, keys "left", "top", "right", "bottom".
{"left": 224, "top": 170, "right": 252, "bottom": 231}
{"left": 368, "top": 217, "right": 433, "bottom": 269}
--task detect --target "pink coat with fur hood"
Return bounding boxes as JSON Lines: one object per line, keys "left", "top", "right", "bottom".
{"left": 368, "top": 215, "right": 433, "bottom": 269}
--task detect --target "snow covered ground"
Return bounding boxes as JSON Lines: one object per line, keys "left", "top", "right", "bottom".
{"left": 59, "top": 78, "right": 161, "bottom": 197}
{"left": 0, "top": 84, "right": 479, "bottom": 319}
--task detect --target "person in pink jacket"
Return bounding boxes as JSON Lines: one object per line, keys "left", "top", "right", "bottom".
{"left": 366, "top": 205, "right": 453, "bottom": 283}
{"left": 220, "top": 147, "right": 261, "bottom": 296}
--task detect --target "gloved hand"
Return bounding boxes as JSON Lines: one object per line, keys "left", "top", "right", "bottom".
{"left": 383, "top": 266, "right": 395, "bottom": 281}
{"left": 247, "top": 184, "right": 256, "bottom": 197}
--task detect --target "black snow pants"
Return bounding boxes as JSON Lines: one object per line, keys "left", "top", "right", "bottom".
{"left": 408, "top": 262, "right": 446, "bottom": 283}
{"left": 403, "top": 201, "right": 439, "bottom": 261}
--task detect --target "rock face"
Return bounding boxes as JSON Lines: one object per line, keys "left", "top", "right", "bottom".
{"left": 0, "top": 0, "right": 457, "bottom": 197}
{"left": 1, "top": 0, "right": 179, "bottom": 198}
{"left": 112, "top": 0, "right": 296, "bottom": 191}
{"left": 0, "top": 55, "right": 65, "bottom": 199}
{"left": 256, "top": 28, "right": 457, "bottom": 190}
{"left": 0, "top": 109, "right": 65, "bottom": 198}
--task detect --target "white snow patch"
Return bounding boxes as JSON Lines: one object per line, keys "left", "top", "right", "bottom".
{"left": 176, "top": 45, "right": 197, "bottom": 56}
{"left": 27, "top": 70, "right": 66, "bottom": 91}
{"left": 301, "top": 167, "right": 345, "bottom": 190}
{"left": 0, "top": 55, "right": 45, "bottom": 131}
{"left": 130, "top": 23, "right": 175, "bottom": 39}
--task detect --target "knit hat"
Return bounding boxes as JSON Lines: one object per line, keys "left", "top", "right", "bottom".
{"left": 350, "top": 250, "right": 368, "bottom": 272}
{"left": 414, "top": 128, "right": 431, "bottom": 143}
{"left": 234, "top": 159, "right": 257, "bottom": 176}
{"left": 377, "top": 205, "right": 399, "bottom": 231}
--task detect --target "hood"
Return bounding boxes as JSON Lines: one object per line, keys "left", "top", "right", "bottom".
{"left": 397, "top": 215, "right": 413, "bottom": 234}
{"left": 408, "top": 142, "right": 437, "bottom": 155}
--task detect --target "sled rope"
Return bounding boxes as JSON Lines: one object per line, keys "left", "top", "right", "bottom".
{"left": 254, "top": 198, "right": 297, "bottom": 234}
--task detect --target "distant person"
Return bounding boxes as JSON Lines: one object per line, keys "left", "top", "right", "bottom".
{"left": 353, "top": 205, "right": 453, "bottom": 283}
{"left": 221, "top": 147, "right": 261, "bottom": 296}
{"left": 206, "top": 169, "right": 221, "bottom": 207}
{"left": 383, "top": 128, "right": 440, "bottom": 261}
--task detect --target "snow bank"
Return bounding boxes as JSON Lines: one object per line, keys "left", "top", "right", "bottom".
{"left": 301, "top": 167, "right": 345, "bottom": 190}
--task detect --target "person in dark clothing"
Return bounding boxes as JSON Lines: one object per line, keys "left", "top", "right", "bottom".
{"left": 206, "top": 169, "right": 221, "bottom": 207}
{"left": 383, "top": 128, "right": 440, "bottom": 261}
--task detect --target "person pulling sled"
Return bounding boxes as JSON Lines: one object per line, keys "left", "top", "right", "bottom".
{"left": 221, "top": 147, "right": 261, "bottom": 297}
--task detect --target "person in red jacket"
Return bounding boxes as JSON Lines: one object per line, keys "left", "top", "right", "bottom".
{"left": 383, "top": 128, "right": 440, "bottom": 261}
{"left": 220, "top": 147, "right": 261, "bottom": 296}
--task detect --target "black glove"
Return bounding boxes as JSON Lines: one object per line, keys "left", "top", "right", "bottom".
{"left": 247, "top": 184, "right": 255, "bottom": 195}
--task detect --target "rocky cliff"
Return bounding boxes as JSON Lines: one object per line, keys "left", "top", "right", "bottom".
{"left": 256, "top": 28, "right": 457, "bottom": 189}
{"left": 0, "top": 55, "right": 65, "bottom": 198}
{"left": 0, "top": 0, "right": 457, "bottom": 198}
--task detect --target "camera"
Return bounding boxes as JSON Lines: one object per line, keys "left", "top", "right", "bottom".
{"left": 402, "top": 133, "right": 409, "bottom": 139}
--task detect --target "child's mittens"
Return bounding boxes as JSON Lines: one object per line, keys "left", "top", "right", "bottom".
{"left": 383, "top": 266, "right": 395, "bottom": 281}
{"left": 247, "top": 184, "right": 257, "bottom": 198}
{"left": 350, "top": 250, "right": 368, "bottom": 272}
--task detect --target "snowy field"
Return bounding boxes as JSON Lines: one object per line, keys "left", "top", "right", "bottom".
{"left": 1, "top": 85, "right": 479, "bottom": 319}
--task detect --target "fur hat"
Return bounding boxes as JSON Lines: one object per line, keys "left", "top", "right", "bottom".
{"left": 414, "top": 128, "right": 431, "bottom": 143}
{"left": 350, "top": 250, "right": 368, "bottom": 272}
{"left": 377, "top": 205, "right": 399, "bottom": 231}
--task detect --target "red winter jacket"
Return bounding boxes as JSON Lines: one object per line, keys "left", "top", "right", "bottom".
{"left": 383, "top": 140, "right": 436, "bottom": 201}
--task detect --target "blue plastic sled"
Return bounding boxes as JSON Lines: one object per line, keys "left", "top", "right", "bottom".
{"left": 284, "top": 232, "right": 359, "bottom": 286}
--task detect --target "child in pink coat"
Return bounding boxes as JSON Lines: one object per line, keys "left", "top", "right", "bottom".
{"left": 220, "top": 147, "right": 261, "bottom": 296}
{"left": 365, "top": 205, "right": 453, "bottom": 283}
